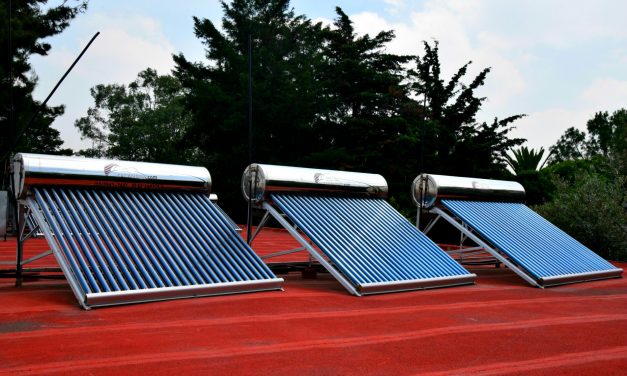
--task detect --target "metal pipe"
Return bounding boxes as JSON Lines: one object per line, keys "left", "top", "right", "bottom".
{"left": 15, "top": 202, "right": 23, "bottom": 287}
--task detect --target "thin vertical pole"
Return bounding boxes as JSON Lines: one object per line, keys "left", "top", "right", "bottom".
{"left": 6, "top": 0, "right": 14, "bottom": 178}
{"left": 418, "top": 95, "right": 427, "bottom": 230}
{"left": 9, "top": 0, "right": 13, "bottom": 148}
{"left": 248, "top": 33, "right": 253, "bottom": 166}
{"left": 421, "top": 95, "right": 426, "bottom": 173}
{"left": 246, "top": 33, "right": 254, "bottom": 244}
{"left": 8, "top": 0, "right": 21, "bottom": 279}
{"left": 15, "top": 202, "right": 24, "bottom": 287}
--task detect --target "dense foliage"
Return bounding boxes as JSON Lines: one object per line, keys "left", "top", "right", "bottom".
{"left": 0, "top": 0, "right": 86, "bottom": 185}
{"left": 514, "top": 110, "right": 627, "bottom": 260}
{"left": 76, "top": 1, "right": 526, "bottom": 221}
{"left": 549, "top": 109, "right": 627, "bottom": 172}
{"left": 167, "top": 1, "right": 524, "bottom": 219}
{"left": 75, "top": 68, "right": 205, "bottom": 164}
{"left": 534, "top": 170, "right": 626, "bottom": 261}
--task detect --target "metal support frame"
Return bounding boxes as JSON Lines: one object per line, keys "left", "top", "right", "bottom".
{"left": 248, "top": 211, "right": 271, "bottom": 245}
{"left": 25, "top": 197, "right": 89, "bottom": 308}
{"left": 248, "top": 210, "right": 308, "bottom": 260}
{"left": 422, "top": 215, "right": 440, "bottom": 235}
{"left": 260, "top": 247, "right": 306, "bottom": 260}
{"left": 260, "top": 202, "right": 361, "bottom": 296}
{"left": 20, "top": 250, "right": 53, "bottom": 265}
{"left": 430, "top": 206, "right": 542, "bottom": 288}
{"left": 7, "top": 202, "right": 60, "bottom": 272}
{"left": 445, "top": 246, "right": 484, "bottom": 255}
{"left": 420, "top": 209, "right": 496, "bottom": 265}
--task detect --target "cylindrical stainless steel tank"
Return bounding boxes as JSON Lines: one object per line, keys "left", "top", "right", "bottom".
{"left": 241, "top": 163, "right": 388, "bottom": 203}
{"left": 12, "top": 153, "right": 211, "bottom": 199}
{"left": 411, "top": 173, "right": 525, "bottom": 208}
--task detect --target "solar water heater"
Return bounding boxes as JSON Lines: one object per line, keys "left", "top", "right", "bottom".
{"left": 243, "top": 164, "right": 475, "bottom": 296}
{"left": 412, "top": 174, "right": 623, "bottom": 287}
{"left": 12, "top": 153, "right": 282, "bottom": 309}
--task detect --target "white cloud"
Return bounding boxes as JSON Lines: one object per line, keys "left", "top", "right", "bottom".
{"left": 510, "top": 77, "right": 627, "bottom": 151}
{"left": 312, "top": 16, "right": 333, "bottom": 29}
{"left": 347, "top": 0, "right": 626, "bottom": 152}
{"left": 509, "top": 108, "right": 589, "bottom": 151}
{"left": 27, "top": 0, "right": 627, "bottom": 157}
{"left": 349, "top": 4, "right": 526, "bottom": 117}
{"left": 579, "top": 78, "right": 627, "bottom": 113}
{"left": 31, "top": 12, "right": 176, "bottom": 151}
{"left": 73, "top": 13, "right": 175, "bottom": 82}
{"left": 383, "top": 0, "right": 405, "bottom": 15}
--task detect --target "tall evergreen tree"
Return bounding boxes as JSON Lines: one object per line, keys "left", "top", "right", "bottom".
{"left": 305, "top": 7, "right": 415, "bottom": 210}
{"left": 173, "top": 0, "right": 325, "bottom": 218}
{"left": 172, "top": 3, "right": 526, "bottom": 218}
{"left": 0, "top": 0, "right": 86, "bottom": 181}
{"left": 409, "top": 41, "right": 524, "bottom": 178}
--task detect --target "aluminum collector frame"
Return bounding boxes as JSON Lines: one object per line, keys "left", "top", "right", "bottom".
{"left": 425, "top": 206, "right": 622, "bottom": 288}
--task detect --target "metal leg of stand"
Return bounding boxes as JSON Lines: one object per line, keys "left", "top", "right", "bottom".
{"left": 15, "top": 203, "right": 24, "bottom": 287}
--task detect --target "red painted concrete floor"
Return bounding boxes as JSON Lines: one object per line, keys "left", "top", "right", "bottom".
{"left": 1, "top": 230, "right": 626, "bottom": 376}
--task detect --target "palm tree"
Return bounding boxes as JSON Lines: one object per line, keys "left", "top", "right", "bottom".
{"left": 504, "top": 146, "right": 549, "bottom": 175}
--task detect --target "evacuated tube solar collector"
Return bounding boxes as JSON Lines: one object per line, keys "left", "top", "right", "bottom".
{"left": 13, "top": 153, "right": 282, "bottom": 309}
{"left": 412, "top": 173, "right": 622, "bottom": 287}
{"left": 244, "top": 164, "right": 475, "bottom": 296}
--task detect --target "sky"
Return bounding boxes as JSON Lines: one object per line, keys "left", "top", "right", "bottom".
{"left": 30, "top": 0, "right": 627, "bottom": 154}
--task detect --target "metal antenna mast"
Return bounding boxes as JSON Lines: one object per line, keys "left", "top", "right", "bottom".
{"left": 246, "top": 33, "right": 254, "bottom": 244}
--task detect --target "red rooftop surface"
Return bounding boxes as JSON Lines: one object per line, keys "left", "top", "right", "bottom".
{"left": 1, "top": 229, "right": 626, "bottom": 375}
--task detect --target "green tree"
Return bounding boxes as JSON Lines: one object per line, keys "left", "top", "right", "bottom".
{"left": 409, "top": 41, "right": 525, "bottom": 178}
{"left": 174, "top": 0, "right": 325, "bottom": 218}
{"left": 302, "top": 7, "right": 414, "bottom": 209}
{"left": 534, "top": 171, "right": 626, "bottom": 261}
{"left": 587, "top": 110, "right": 623, "bottom": 156}
{"left": 586, "top": 109, "right": 627, "bottom": 175}
{"left": 549, "top": 109, "right": 627, "bottom": 168}
{"left": 173, "top": 2, "right": 528, "bottom": 219}
{"left": 548, "top": 127, "right": 586, "bottom": 163}
{"left": 0, "top": 0, "right": 86, "bottom": 178}
{"left": 75, "top": 68, "right": 202, "bottom": 164}
{"left": 504, "top": 146, "right": 547, "bottom": 175}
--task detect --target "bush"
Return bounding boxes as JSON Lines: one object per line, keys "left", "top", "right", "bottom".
{"left": 534, "top": 172, "right": 627, "bottom": 261}
{"left": 514, "top": 169, "right": 555, "bottom": 205}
